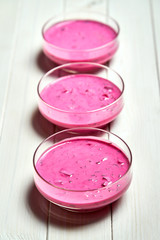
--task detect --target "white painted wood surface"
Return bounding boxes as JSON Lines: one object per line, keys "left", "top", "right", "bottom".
{"left": 0, "top": 0, "right": 160, "bottom": 239}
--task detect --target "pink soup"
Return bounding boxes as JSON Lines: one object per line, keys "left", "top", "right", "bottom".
{"left": 34, "top": 137, "right": 131, "bottom": 211}
{"left": 38, "top": 74, "right": 123, "bottom": 128}
{"left": 43, "top": 19, "right": 119, "bottom": 64}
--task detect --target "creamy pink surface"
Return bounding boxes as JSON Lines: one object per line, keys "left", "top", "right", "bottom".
{"left": 36, "top": 138, "right": 129, "bottom": 191}
{"left": 39, "top": 74, "right": 123, "bottom": 128}
{"left": 44, "top": 20, "right": 117, "bottom": 50}
{"left": 43, "top": 20, "right": 118, "bottom": 64}
{"left": 40, "top": 74, "right": 121, "bottom": 112}
{"left": 34, "top": 136, "right": 131, "bottom": 211}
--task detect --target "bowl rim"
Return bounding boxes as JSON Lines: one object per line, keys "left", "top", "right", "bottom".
{"left": 33, "top": 127, "right": 132, "bottom": 193}
{"left": 37, "top": 62, "right": 124, "bottom": 114}
{"left": 42, "top": 11, "right": 120, "bottom": 53}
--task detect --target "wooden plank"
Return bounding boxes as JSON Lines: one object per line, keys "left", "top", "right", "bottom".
{"left": 65, "top": 0, "right": 108, "bottom": 14}
{"left": 109, "top": 0, "right": 160, "bottom": 239}
{"left": 48, "top": 205, "right": 111, "bottom": 240}
{"left": 0, "top": 0, "right": 63, "bottom": 239}
{"left": 0, "top": 0, "right": 21, "bottom": 135}
{"left": 151, "top": 0, "right": 160, "bottom": 89}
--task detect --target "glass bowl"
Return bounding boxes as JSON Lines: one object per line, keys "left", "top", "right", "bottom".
{"left": 42, "top": 11, "right": 119, "bottom": 64}
{"left": 37, "top": 62, "right": 124, "bottom": 128}
{"left": 33, "top": 127, "right": 132, "bottom": 212}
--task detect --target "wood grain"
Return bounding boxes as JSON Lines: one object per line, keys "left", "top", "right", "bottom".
{"left": 0, "top": 0, "right": 63, "bottom": 239}
{"left": 0, "top": 0, "right": 160, "bottom": 239}
{"left": 109, "top": 0, "right": 160, "bottom": 239}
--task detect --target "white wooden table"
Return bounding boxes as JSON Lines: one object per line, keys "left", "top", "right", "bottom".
{"left": 0, "top": 0, "right": 160, "bottom": 239}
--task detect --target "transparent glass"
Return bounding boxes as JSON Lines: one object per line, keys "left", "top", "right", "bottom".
{"left": 33, "top": 127, "right": 132, "bottom": 212}
{"left": 42, "top": 12, "right": 119, "bottom": 64}
{"left": 38, "top": 62, "right": 124, "bottom": 128}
